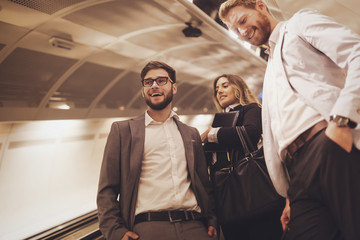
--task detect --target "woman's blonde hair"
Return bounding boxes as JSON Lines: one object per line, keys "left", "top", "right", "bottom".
{"left": 213, "top": 74, "right": 260, "bottom": 111}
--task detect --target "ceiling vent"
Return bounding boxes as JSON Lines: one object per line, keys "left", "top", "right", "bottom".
{"left": 49, "top": 37, "right": 74, "bottom": 50}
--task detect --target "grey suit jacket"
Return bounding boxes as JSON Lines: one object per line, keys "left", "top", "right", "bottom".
{"left": 97, "top": 114, "right": 217, "bottom": 240}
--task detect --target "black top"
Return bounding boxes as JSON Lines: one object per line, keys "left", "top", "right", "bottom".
{"left": 210, "top": 103, "right": 262, "bottom": 171}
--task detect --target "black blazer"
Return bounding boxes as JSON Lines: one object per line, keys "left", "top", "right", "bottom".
{"left": 211, "top": 103, "right": 262, "bottom": 171}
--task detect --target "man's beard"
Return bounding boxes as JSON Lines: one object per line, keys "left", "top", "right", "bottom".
{"left": 252, "top": 11, "right": 272, "bottom": 46}
{"left": 145, "top": 89, "right": 173, "bottom": 110}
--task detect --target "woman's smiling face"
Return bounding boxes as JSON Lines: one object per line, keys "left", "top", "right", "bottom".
{"left": 215, "top": 77, "right": 239, "bottom": 108}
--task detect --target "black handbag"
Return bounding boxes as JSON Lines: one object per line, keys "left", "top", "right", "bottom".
{"left": 213, "top": 126, "right": 284, "bottom": 224}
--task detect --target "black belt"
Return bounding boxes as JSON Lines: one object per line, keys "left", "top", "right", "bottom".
{"left": 134, "top": 211, "right": 201, "bottom": 224}
{"left": 285, "top": 120, "right": 328, "bottom": 163}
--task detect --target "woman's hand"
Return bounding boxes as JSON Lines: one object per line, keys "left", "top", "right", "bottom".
{"left": 201, "top": 126, "right": 212, "bottom": 143}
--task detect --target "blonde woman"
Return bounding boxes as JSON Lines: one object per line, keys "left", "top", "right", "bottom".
{"left": 201, "top": 74, "right": 284, "bottom": 240}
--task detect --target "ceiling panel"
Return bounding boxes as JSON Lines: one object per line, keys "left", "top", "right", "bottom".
{"left": 86, "top": 50, "right": 138, "bottom": 70}
{"left": 8, "top": 0, "right": 86, "bottom": 14}
{"left": 178, "top": 85, "right": 212, "bottom": 110}
{"left": 128, "top": 94, "right": 147, "bottom": 111}
{"left": 63, "top": 0, "right": 183, "bottom": 37}
{"left": 192, "top": 92, "right": 215, "bottom": 111}
{"left": 128, "top": 25, "right": 207, "bottom": 52}
{"left": 97, "top": 71, "right": 141, "bottom": 110}
{"left": 0, "top": 21, "right": 29, "bottom": 46}
{"left": 50, "top": 62, "right": 123, "bottom": 108}
{"left": 175, "top": 81, "right": 202, "bottom": 106}
{"left": 0, "top": 47, "right": 76, "bottom": 108}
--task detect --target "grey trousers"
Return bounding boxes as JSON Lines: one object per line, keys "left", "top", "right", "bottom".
{"left": 285, "top": 130, "right": 360, "bottom": 240}
{"left": 132, "top": 220, "right": 217, "bottom": 240}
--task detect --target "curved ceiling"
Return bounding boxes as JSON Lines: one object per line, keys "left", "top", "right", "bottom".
{"left": 0, "top": 0, "right": 266, "bottom": 121}
{"left": 0, "top": 0, "right": 359, "bottom": 121}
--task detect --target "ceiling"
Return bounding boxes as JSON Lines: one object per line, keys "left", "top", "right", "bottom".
{"left": 0, "top": 0, "right": 359, "bottom": 121}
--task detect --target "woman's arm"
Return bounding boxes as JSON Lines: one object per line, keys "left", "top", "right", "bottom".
{"left": 217, "top": 103, "right": 262, "bottom": 149}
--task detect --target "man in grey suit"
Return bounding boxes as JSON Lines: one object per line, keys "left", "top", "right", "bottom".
{"left": 97, "top": 61, "right": 217, "bottom": 240}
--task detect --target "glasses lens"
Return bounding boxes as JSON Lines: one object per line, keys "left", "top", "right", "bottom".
{"left": 143, "top": 79, "right": 153, "bottom": 87}
{"left": 156, "top": 77, "right": 168, "bottom": 86}
{"left": 142, "top": 76, "right": 169, "bottom": 87}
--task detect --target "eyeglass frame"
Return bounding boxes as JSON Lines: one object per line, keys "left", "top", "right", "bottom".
{"left": 141, "top": 76, "right": 174, "bottom": 87}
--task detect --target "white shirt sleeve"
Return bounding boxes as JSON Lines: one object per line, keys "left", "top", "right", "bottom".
{"left": 207, "top": 127, "right": 220, "bottom": 143}
{"left": 296, "top": 9, "right": 360, "bottom": 123}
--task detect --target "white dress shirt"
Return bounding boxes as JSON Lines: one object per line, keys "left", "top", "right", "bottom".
{"left": 262, "top": 9, "right": 360, "bottom": 197}
{"left": 135, "top": 111, "right": 200, "bottom": 215}
{"left": 265, "top": 21, "right": 324, "bottom": 161}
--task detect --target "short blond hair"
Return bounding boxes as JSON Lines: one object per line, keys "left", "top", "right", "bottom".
{"left": 219, "top": 0, "right": 257, "bottom": 22}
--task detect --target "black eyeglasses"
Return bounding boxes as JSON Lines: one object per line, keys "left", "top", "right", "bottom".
{"left": 141, "top": 76, "right": 173, "bottom": 87}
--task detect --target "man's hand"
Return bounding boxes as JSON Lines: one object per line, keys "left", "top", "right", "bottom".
{"left": 325, "top": 121, "right": 353, "bottom": 152}
{"left": 121, "top": 231, "right": 139, "bottom": 240}
{"left": 201, "top": 126, "right": 212, "bottom": 143}
{"left": 208, "top": 226, "right": 217, "bottom": 237}
{"left": 280, "top": 198, "right": 290, "bottom": 231}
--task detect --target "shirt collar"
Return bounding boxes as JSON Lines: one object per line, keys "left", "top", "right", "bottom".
{"left": 225, "top": 103, "right": 241, "bottom": 112}
{"left": 266, "top": 22, "right": 284, "bottom": 55}
{"left": 145, "top": 110, "right": 179, "bottom": 126}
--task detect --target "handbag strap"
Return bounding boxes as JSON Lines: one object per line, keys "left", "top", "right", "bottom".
{"left": 239, "top": 126, "right": 257, "bottom": 152}
{"left": 235, "top": 126, "right": 251, "bottom": 156}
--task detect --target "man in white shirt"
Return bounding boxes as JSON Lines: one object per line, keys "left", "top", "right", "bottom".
{"left": 97, "top": 61, "right": 217, "bottom": 240}
{"left": 218, "top": 0, "right": 360, "bottom": 239}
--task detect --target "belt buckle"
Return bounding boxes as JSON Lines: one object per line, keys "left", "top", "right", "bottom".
{"left": 168, "top": 211, "right": 182, "bottom": 223}
{"left": 185, "top": 211, "right": 195, "bottom": 220}
{"left": 190, "top": 211, "right": 195, "bottom": 220}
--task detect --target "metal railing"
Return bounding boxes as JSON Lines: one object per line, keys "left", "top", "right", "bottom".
{"left": 25, "top": 210, "right": 104, "bottom": 240}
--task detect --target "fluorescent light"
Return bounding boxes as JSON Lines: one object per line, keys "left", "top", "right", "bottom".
{"left": 57, "top": 104, "right": 70, "bottom": 110}
{"left": 49, "top": 102, "right": 71, "bottom": 110}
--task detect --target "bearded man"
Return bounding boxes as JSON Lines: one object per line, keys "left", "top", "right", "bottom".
{"left": 219, "top": 0, "right": 360, "bottom": 239}
{"left": 97, "top": 61, "right": 217, "bottom": 240}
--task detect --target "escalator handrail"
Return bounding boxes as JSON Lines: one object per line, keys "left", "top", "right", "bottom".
{"left": 24, "top": 209, "right": 100, "bottom": 240}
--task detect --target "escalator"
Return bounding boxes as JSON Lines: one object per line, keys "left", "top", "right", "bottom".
{"left": 24, "top": 210, "right": 104, "bottom": 240}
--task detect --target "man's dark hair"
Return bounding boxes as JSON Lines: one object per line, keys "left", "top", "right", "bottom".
{"left": 140, "top": 61, "right": 176, "bottom": 83}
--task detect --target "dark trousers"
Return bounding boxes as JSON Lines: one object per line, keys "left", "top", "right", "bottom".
{"left": 221, "top": 206, "right": 284, "bottom": 240}
{"left": 285, "top": 130, "right": 360, "bottom": 240}
{"left": 133, "top": 220, "right": 216, "bottom": 240}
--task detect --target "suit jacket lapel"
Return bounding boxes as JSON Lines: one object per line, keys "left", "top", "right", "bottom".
{"left": 128, "top": 114, "right": 145, "bottom": 182}
{"left": 174, "top": 118, "right": 195, "bottom": 181}
{"left": 128, "top": 114, "right": 145, "bottom": 228}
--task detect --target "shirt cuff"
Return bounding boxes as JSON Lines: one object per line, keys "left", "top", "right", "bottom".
{"left": 207, "top": 127, "right": 220, "bottom": 143}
